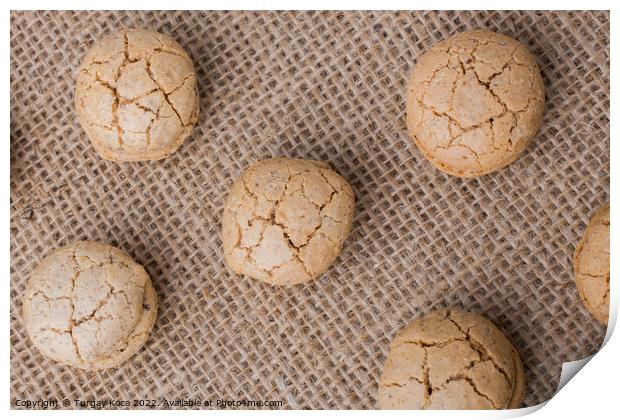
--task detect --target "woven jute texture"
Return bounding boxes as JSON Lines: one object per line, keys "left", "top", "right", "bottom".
{"left": 10, "top": 10, "right": 609, "bottom": 409}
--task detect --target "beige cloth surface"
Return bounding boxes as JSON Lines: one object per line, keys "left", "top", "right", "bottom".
{"left": 10, "top": 10, "right": 609, "bottom": 409}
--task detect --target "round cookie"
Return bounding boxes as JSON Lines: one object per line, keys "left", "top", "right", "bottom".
{"left": 378, "top": 309, "right": 524, "bottom": 410}
{"left": 75, "top": 28, "right": 199, "bottom": 162}
{"left": 406, "top": 29, "right": 545, "bottom": 178}
{"left": 222, "top": 158, "right": 355, "bottom": 286}
{"left": 22, "top": 241, "right": 157, "bottom": 370}
{"left": 574, "top": 203, "right": 610, "bottom": 324}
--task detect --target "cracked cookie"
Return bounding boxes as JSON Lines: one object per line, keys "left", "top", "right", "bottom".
{"left": 406, "top": 29, "right": 545, "bottom": 178}
{"left": 75, "top": 28, "right": 199, "bottom": 162}
{"left": 378, "top": 309, "right": 524, "bottom": 410}
{"left": 222, "top": 158, "right": 355, "bottom": 286}
{"left": 23, "top": 241, "right": 157, "bottom": 370}
{"left": 574, "top": 203, "right": 610, "bottom": 324}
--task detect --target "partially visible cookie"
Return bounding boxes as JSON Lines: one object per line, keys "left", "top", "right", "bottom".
{"left": 406, "top": 29, "right": 545, "bottom": 178}
{"left": 378, "top": 309, "right": 524, "bottom": 410}
{"left": 574, "top": 203, "right": 610, "bottom": 324}
{"left": 75, "top": 28, "right": 199, "bottom": 162}
{"left": 23, "top": 241, "right": 157, "bottom": 370}
{"left": 222, "top": 158, "right": 355, "bottom": 286}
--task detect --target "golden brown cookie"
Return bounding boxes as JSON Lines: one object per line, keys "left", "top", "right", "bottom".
{"left": 378, "top": 309, "right": 524, "bottom": 410}
{"left": 222, "top": 158, "right": 355, "bottom": 286}
{"left": 75, "top": 29, "right": 199, "bottom": 162}
{"left": 406, "top": 29, "right": 545, "bottom": 177}
{"left": 574, "top": 203, "right": 610, "bottom": 324}
{"left": 22, "top": 241, "right": 157, "bottom": 370}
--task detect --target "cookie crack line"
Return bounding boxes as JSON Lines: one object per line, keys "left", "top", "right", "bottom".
{"left": 69, "top": 244, "right": 147, "bottom": 365}
{"left": 392, "top": 335, "right": 503, "bottom": 406}
{"left": 434, "top": 143, "right": 483, "bottom": 170}
{"left": 72, "top": 286, "right": 131, "bottom": 327}
{"left": 418, "top": 40, "right": 516, "bottom": 115}
{"left": 444, "top": 310, "right": 513, "bottom": 387}
{"left": 289, "top": 183, "right": 344, "bottom": 249}
{"left": 466, "top": 52, "right": 540, "bottom": 117}
{"left": 434, "top": 36, "right": 534, "bottom": 109}
{"left": 580, "top": 286, "right": 608, "bottom": 312}
{"left": 578, "top": 271, "right": 608, "bottom": 279}
{"left": 440, "top": 375, "right": 500, "bottom": 409}
{"left": 381, "top": 374, "right": 425, "bottom": 388}
{"left": 240, "top": 169, "right": 343, "bottom": 262}
{"left": 113, "top": 52, "right": 185, "bottom": 113}
{"left": 230, "top": 220, "right": 314, "bottom": 280}
{"left": 25, "top": 289, "right": 71, "bottom": 304}
{"left": 421, "top": 347, "right": 432, "bottom": 408}
{"left": 234, "top": 176, "right": 315, "bottom": 278}
{"left": 470, "top": 41, "right": 520, "bottom": 83}
{"left": 452, "top": 50, "right": 510, "bottom": 117}
{"left": 490, "top": 47, "right": 524, "bottom": 79}
{"left": 68, "top": 249, "right": 85, "bottom": 364}
{"left": 415, "top": 98, "right": 516, "bottom": 143}
{"left": 118, "top": 89, "right": 160, "bottom": 107}
{"left": 143, "top": 54, "right": 186, "bottom": 126}
{"left": 395, "top": 337, "right": 470, "bottom": 349}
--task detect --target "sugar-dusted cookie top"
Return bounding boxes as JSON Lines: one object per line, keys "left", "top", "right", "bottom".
{"left": 75, "top": 29, "right": 199, "bottom": 162}
{"left": 23, "top": 241, "right": 157, "bottom": 369}
{"left": 379, "top": 309, "right": 524, "bottom": 409}
{"left": 222, "top": 158, "right": 355, "bottom": 286}
{"left": 406, "top": 29, "right": 545, "bottom": 177}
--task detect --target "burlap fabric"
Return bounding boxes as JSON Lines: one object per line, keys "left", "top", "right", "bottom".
{"left": 10, "top": 11, "right": 609, "bottom": 409}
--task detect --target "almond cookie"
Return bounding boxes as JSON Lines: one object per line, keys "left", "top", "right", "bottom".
{"left": 222, "top": 158, "right": 355, "bottom": 286}
{"left": 378, "top": 309, "right": 524, "bottom": 410}
{"left": 574, "top": 203, "right": 610, "bottom": 324}
{"left": 406, "top": 29, "right": 545, "bottom": 178}
{"left": 22, "top": 241, "right": 157, "bottom": 370}
{"left": 75, "top": 28, "right": 199, "bottom": 162}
